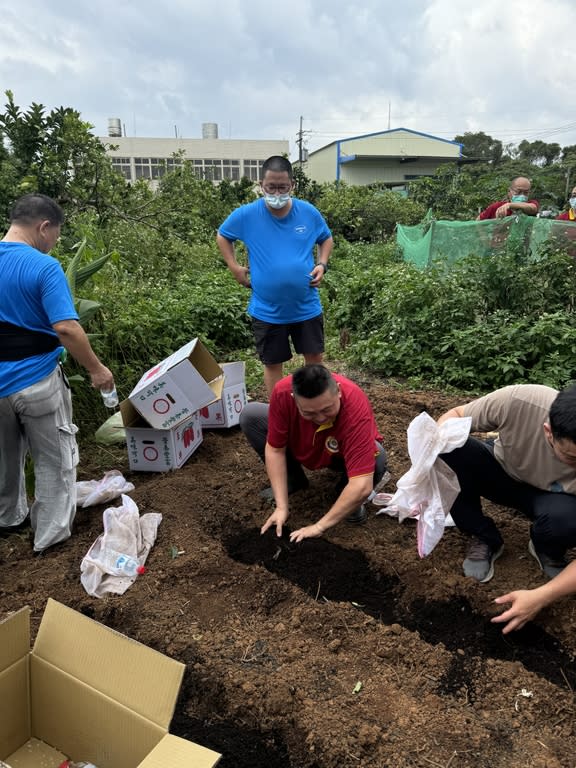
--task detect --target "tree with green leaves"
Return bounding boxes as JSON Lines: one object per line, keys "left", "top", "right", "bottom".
{"left": 316, "top": 181, "right": 426, "bottom": 241}
{"left": 0, "top": 90, "right": 126, "bottom": 225}
{"left": 454, "top": 131, "right": 504, "bottom": 165}
{"left": 517, "top": 140, "right": 562, "bottom": 167}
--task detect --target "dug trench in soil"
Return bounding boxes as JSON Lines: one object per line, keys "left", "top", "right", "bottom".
{"left": 170, "top": 715, "right": 297, "bottom": 768}
{"left": 225, "top": 525, "right": 576, "bottom": 694}
{"left": 161, "top": 629, "right": 307, "bottom": 768}
{"left": 1, "top": 381, "right": 576, "bottom": 767}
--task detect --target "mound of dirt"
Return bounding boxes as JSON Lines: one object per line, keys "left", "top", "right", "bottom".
{"left": 1, "top": 380, "right": 575, "bottom": 768}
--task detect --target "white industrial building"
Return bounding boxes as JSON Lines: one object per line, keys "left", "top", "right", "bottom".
{"left": 98, "top": 119, "right": 289, "bottom": 187}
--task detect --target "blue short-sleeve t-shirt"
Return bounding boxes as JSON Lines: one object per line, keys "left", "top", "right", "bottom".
{"left": 218, "top": 198, "right": 332, "bottom": 323}
{"left": 0, "top": 242, "right": 78, "bottom": 397}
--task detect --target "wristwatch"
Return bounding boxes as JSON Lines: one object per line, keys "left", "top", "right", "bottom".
{"left": 317, "top": 263, "right": 328, "bottom": 273}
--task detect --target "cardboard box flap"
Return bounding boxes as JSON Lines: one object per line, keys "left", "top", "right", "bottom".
{"left": 120, "top": 398, "right": 148, "bottom": 428}
{"left": 0, "top": 656, "right": 31, "bottom": 759}
{"left": 0, "top": 606, "right": 30, "bottom": 672}
{"left": 31, "top": 655, "right": 165, "bottom": 768}
{"left": 33, "top": 600, "right": 184, "bottom": 729}
{"left": 209, "top": 374, "right": 224, "bottom": 402}
{"left": 137, "top": 734, "right": 221, "bottom": 768}
{"left": 190, "top": 339, "right": 225, "bottom": 386}
{"left": 220, "top": 361, "right": 245, "bottom": 387}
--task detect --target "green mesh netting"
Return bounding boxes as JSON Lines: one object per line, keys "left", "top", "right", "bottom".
{"left": 396, "top": 212, "right": 576, "bottom": 268}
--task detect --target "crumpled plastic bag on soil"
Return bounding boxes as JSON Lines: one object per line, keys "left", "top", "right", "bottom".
{"left": 76, "top": 470, "right": 135, "bottom": 508}
{"left": 80, "top": 494, "right": 162, "bottom": 598}
{"left": 94, "top": 411, "right": 126, "bottom": 445}
{"left": 377, "top": 412, "right": 471, "bottom": 557}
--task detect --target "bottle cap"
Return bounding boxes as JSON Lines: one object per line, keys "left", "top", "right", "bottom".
{"left": 136, "top": 566, "right": 146, "bottom": 574}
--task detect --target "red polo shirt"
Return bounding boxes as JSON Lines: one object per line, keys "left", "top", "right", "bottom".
{"left": 267, "top": 374, "right": 382, "bottom": 478}
{"left": 478, "top": 199, "right": 539, "bottom": 220}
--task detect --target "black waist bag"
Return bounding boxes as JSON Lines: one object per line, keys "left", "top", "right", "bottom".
{"left": 0, "top": 321, "right": 61, "bottom": 361}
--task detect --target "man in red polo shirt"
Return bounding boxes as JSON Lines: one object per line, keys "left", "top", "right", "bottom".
{"left": 477, "top": 176, "right": 539, "bottom": 220}
{"left": 240, "top": 364, "right": 388, "bottom": 543}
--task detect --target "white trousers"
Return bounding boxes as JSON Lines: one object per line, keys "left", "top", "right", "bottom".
{"left": 0, "top": 365, "right": 79, "bottom": 551}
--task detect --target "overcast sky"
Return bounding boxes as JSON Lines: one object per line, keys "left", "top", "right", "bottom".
{"left": 2, "top": 0, "right": 575, "bottom": 159}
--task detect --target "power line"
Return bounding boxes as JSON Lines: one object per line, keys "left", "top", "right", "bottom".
{"left": 304, "top": 121, "right": 576, "bottom": 145}
{"left": 307, "top": 125, "right": 576, "bottom": 138}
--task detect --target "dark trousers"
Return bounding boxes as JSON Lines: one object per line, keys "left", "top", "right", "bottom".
{"left": 240, "top": 402, "right": 388, "bottom": 492}
{"left": 440, "top": 437, "right": 576, "bottom": 558}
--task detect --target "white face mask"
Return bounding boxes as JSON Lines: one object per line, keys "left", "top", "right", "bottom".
{"left": 570, "top": 197, "right": 576, "bottom": 210}
{"left": 264, "top": 193, "right": 291, "bottom": 210}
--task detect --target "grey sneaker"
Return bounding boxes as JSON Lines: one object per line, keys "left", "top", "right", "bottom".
{"left": 463, "top": 537, "right": 504, "bottom": 583}
{"left": 528, "top": 540, "right": 567, "bottom": 580}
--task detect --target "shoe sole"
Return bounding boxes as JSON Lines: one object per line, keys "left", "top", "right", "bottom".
{"left": 527, "top": 539, "right": 566, "bottom": 580}
{"left": 477, "top": 544, "right": 504, "bottom": 584}
{"left": 527, "top": 539, "right": 543, "bottom": 572}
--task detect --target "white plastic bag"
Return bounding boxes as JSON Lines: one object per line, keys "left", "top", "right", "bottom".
{"left": 76, "top": 470, "right": 135, "bottom": 508}
{"left": 80, "top": 494, "right": 162, "bottom": 598}
{"left": 379, "top": 412, "right": 471, "bottom": 557}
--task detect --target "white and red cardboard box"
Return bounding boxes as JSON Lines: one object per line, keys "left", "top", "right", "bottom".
{"left": 200, "top": 362, "right": 247, "bottom": 429}
{"left": 120, "top": 402, "right": 202, "bottom": 472}
{"left": 129, "top": 338, "right": 223, "bottom": 430}
{"left": 0, "top": 598, "right": 221, "bottom": 768}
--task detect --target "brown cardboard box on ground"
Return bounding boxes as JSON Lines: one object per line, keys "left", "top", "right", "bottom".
{"left": 199, "top": 362, "right": 247, "bottom": 429}
{"left": 129, "top": 339, "right": 223, "bottom": 430}
{"left": 0, "top": 599, "right": 221, "bottom": 768}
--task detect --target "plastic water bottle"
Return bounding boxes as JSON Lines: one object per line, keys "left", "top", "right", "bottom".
{"left": 100, "top": 385, "right": 119, "bottom": 408}
{"left": 107, "top": 551, "right": 146, "bottom": 577}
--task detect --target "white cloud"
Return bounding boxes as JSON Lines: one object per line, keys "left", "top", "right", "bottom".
{"left": 0, "top": 0, "right": 575, "bottom": 157}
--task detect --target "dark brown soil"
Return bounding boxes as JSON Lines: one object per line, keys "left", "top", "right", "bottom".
{"left": 1, "top": 377, "right": 575, "bottom": 768}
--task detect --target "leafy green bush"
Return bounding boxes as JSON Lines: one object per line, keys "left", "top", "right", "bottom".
{"left": 316, "top": 183, "right": 426, "bottom": 242}
{"left": 87, "top": 266, "right": 251, "bottom": 393}
{"left": 326, "top": 246, "right": 576, "bottom": 390}
{"left": 321, "top": 240, "right": 402, "bottom": 331}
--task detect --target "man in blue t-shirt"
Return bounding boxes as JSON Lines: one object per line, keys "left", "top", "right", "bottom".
{"left": 217, "top": 156, "right": 333, "bottom": 395}
{"left": 0, "top": 194, "right": 114, "bottom": 552}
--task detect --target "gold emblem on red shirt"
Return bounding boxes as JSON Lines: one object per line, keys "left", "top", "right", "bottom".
{"left": 325, "top": 436, "right": 339, "bottom": 453}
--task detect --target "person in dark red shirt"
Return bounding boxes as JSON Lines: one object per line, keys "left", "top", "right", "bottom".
{"left": 477, "top": 176, "right": 539, "bottom": 220}
{"left": 240, "top": 364, "right": 388, "bottom": 543}
{"left": 555, "top": 186, "right": 576, "bottom": 221}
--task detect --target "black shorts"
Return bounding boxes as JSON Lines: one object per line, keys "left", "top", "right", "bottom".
{"left": 251, "top": 314, "right": 324, "bottom": 365}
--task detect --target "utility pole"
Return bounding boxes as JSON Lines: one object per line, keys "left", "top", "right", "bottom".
{"left": 297, "top": 115, "right": 304, "bottom": 164}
